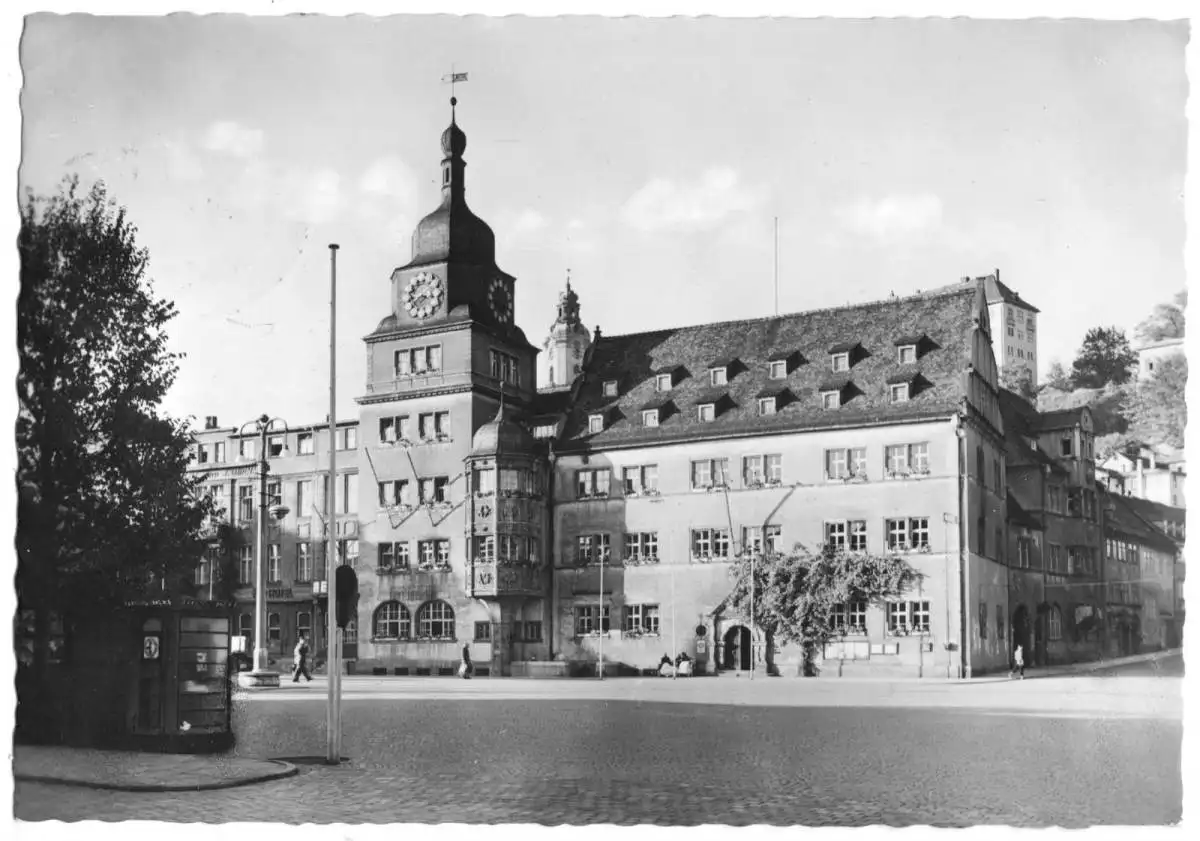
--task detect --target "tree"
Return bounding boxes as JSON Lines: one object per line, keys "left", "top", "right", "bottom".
{"left": 1044, "top": 360, "right": 1072, "bottom": 391}
{"left": 726, "top": 544, "right": 920, "bottom": 675}
{"left": 1124, "top": 354, "right": 1187, "bottom": 450}
{"left": 17, "top": 177, "right": 213, "bottom": 631}
{"left": 1070, "top": 326, "right": 1138, "bottom": 389}
{"left": 1134, "top": 290, "right": 1186, "bottom": 344}
{"left": 1000, "top": 365, "right": 1037, "bottom": 401}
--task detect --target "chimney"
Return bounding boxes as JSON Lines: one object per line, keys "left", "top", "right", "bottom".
{"left": 960, "top": 276, "right": 970, "bottom": 283}
{"left": 204, "top": 415, "right": 218, "bottom": 430}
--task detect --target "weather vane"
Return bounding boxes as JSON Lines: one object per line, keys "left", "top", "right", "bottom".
{"left": 442, "top": 66, "right": 469, "bottom": 101}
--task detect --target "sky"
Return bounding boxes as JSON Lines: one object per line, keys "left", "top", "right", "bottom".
{"left": 17, "top": 14, "right": 1189, "bottom": 429}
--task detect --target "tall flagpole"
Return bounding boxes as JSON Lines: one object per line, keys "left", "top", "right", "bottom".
{"left": 671, "top": 531, "right": 677, "bottom": 680}
{"left": 773, "top": 216, "right": 779, "bottom": 316}
{"left": 598, "top": 550, "right": 605, "bottom": 680}
{"left": 325, "top": 243, "right": 341, "bottom": 765}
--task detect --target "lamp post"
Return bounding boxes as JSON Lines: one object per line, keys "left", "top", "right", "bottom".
{"left": 236, "top": 414, "right": 290, "bottom": 688}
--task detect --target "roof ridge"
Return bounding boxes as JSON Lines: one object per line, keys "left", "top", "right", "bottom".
{"left": 596, "top": 285, "right": 975, "bottom": 342}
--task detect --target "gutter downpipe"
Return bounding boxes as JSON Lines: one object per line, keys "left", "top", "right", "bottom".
{"left": 955, "top": 412, "right": 971, "bottom": 680}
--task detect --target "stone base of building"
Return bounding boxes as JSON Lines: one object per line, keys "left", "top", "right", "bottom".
{"left": 511, "top": 661, "right": 569, "bottom": 678}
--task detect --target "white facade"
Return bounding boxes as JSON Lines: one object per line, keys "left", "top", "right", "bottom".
{"left": 990, "top": 300, "right": 1039, "bottom": 387}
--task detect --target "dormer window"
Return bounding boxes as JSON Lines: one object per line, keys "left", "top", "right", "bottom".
{"left": 831, "top": 353, "right": 850, "bottom": 373}
{"left": 709, "top": 367, "right": 728, "bottom": 387}
{"left": 769, "top": 360, "right": 787, "bottom": 379}
{"left": 890, "top": 383, "right": 910, "bottom": 403}
{"left": 602, "top": 380, "right": 619, "bottom": 398}
{"left": 642, "top": 409, "right": 660, "bottom": 428}
{"left": 698, "top": 404, "right": 716, "bottom": 423}
{"left": 897, "top": 345, "right": 917, "bottom": 364}
{"left": 757, "top": 397, "right": 777, "bottom": 416}
{"left": 588, "top": 414, "right": 605, "bottom": 434}
{"left": 821, "top": 390, "right": 841, "bottom": 409}
{"left": 655, "top": 373, "right": 673, "bottom": 392}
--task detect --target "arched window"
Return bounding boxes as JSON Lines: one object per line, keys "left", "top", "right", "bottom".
{"left": 1048, "top": 605, "right": 1063, "bottom": 641}
{"left": 296, "top": 611, "right": 312, "bottom": 641}
{"left": 373, "top": 601, "right": 410, "bottom": 640}
{"left": 417, "top": 600, "right": 456, "bottom": 639}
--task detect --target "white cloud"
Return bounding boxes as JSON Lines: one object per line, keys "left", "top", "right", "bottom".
{"left": 202, "top": 120, "right": 265, "bottom": 158}
{"left": 284, "top": 168, "right": 343, "bottom": 225}
{"left": 512, "top": 209, "right": 548, "bottom": 236}
{"left": 621, "top": 167, "right": 766, "bottom": 234}
{"left": 359, "top": 157, "right": 416, "bottom": 199}
{"left": 164, "top": 140, "right": 203, "bottom": 181}
{"left": 836, "top": 193, "right": 945, "bottom": 241}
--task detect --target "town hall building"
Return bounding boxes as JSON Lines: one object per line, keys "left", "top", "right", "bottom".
{"left": 186, "top": 98, "right": 1172, "bottom": 679}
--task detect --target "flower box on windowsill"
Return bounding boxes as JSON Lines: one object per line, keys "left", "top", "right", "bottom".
{"left": 910, "top": 468, "right": 931, "bottom": 478}
{"left": 887, "top": 628, "right": 930, "bottom": 638}
{"left": 706, "top": 483, "right": 730, "bottom": 493}
{"left": 576, "top": 631, "right": 610, "bottom": 639}
{"left": 643, "top": 488, "right": 662, "bottom": 497}
{"left": 435, "top": 434, "right": 452, "bottom": 443}
{"left": 621, "top": 629, "right": 660, "bottom": 640}
{"left": 624, "top": 555, "right": 660, "bottom": 566}
{"left": 885, "top": 469, "right": 914, "bottom": 480}
{"left": 415, "top": 635, "right": 457, "bottom": 643}
{"left": 765, "top": 479, "right": 783, "bottom": 487}
{"left": 745, "top": 480, "right": 765, "bottom": 490}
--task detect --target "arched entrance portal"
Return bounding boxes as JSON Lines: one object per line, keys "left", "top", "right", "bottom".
{"left": 723, "top": 625, "right": 752, "bottom": 671}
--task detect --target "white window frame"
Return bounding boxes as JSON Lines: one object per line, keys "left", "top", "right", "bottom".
{"left": 897, "top": 345, "right": 917, "bottom": 364}
{"left": 769, "top": 360, "right": 787, "bottom": 379}
{"left": 603, "top": 380, "right": 619, "bottom": 397}
{"left": 821, "top": 390, "right": 841, "bottom": 409}
{"left": 757, "top": 396, "right": 777, "bottom": 415}
{"left": 267, "top": 544, "right": 282, "bottom": 583}
{"left": 709, "top": 367, "right": 728, "bottom": 387}
{"left": 655, "top": 373, "right": 673, "bottom": 392}
{"left": 889, "top": 383, "right": 910, "bottom": 403}
{"left": 691, "top": 528, "right": 731, "bottom": 560}
{"left": 577, "top": 468, "right": 611, "bottom": 499}
{"left": 624, "top": 604, "right": 661, "bottom": 634}
{"left": 588, "top": 414, "right": 605, "bottom": 434}
{"left": 698, "top": 403, "right": 716, "bottom": 422}
{"left": 642, "top": 409, "right": 659, "bottom": 427}
{"left": 831, "top": 352, "right": 850, "bottom": 372}
{"left": 297, "top": 432, "right": 314, "bottom": 455}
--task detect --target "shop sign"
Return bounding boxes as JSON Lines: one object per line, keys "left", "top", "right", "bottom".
{"left": 267, "top": 587, "right": 294, "bottom": 600}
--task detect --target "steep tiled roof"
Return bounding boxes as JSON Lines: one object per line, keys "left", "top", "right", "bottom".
{"left": 1121, "top": 496, "right": 1186, "bottom": 529}
{"left": 1106, "top": 493, "right": 1178, "bottom": 553}
{"left": 1034, "top": 407, "right": 1085, "bottom": 432}
{"left": 558, "top": 286, "right": 979, "bottom": 452}
{"left": 998, "top": 390, "right": 1069, "bottom": 474}
{"left": 1007, "top": 496, "right": 1043, "bottom": 531}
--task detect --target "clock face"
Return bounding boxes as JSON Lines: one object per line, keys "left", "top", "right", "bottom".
{"left": 402, "top": 272, "right": 443, "bottom": 320}
{"left": 488, "top": 277, "right": 513, "bottom": 324}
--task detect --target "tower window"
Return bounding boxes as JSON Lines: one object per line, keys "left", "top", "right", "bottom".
{"left": 490, "top": 350, "right": 520, "bottom": 385}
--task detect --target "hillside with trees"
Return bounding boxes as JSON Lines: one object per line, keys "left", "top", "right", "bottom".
{"left": 1034, "top": 292, "right": 1185, "bottom": 458}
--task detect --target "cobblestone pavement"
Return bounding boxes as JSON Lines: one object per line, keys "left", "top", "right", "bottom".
{"left": 15, "top": 683, "right": 1182, "bottom": 826}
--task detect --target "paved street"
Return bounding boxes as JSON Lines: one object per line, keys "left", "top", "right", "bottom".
{"left": 15, "top": 658, "right": 1183, "bottom": 826}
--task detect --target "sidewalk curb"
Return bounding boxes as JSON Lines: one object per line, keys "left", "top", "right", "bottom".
{"left": 14, "top": 759, "right": 299, "bottom": 792}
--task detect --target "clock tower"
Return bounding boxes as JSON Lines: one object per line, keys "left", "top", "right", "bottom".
{"left": 354, "top": 97, "right": 545, "bottom": 677}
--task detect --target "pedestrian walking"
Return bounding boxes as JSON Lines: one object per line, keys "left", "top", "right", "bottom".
{"left": 1011, "top": 644, "right": 1025, "bottom": 680}
{"left": 459, "top": 642, "right": 473, "bottom": 679}
{"left": 292, "top": 633, "right": 312, "bottom": 682}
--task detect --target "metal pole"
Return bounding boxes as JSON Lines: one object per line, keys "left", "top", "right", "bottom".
{"left": 254, "top": 421, "right": 269, "bottom": 673}
{"left": 326, "top": 244, "right": 341, "bottom": 765}
{"left": 671, "top": 532, "right": 677, "bottom": 680}
{"left": 750, "top": 549, "right": 755, "bottom": 679}
{"left": 598, "top": 553, "right": 604, "bottom": 680}
{"left": 773, "top": 216, "right": 779, "bottom": 316}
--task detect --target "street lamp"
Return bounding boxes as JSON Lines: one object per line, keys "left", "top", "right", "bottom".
{"left": 236, "top": 413, "right": 290, "bottom": 688}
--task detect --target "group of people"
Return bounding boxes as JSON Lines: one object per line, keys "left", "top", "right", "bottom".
{"left": 658, "top": 652, "right": 693, "bottom": 677}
